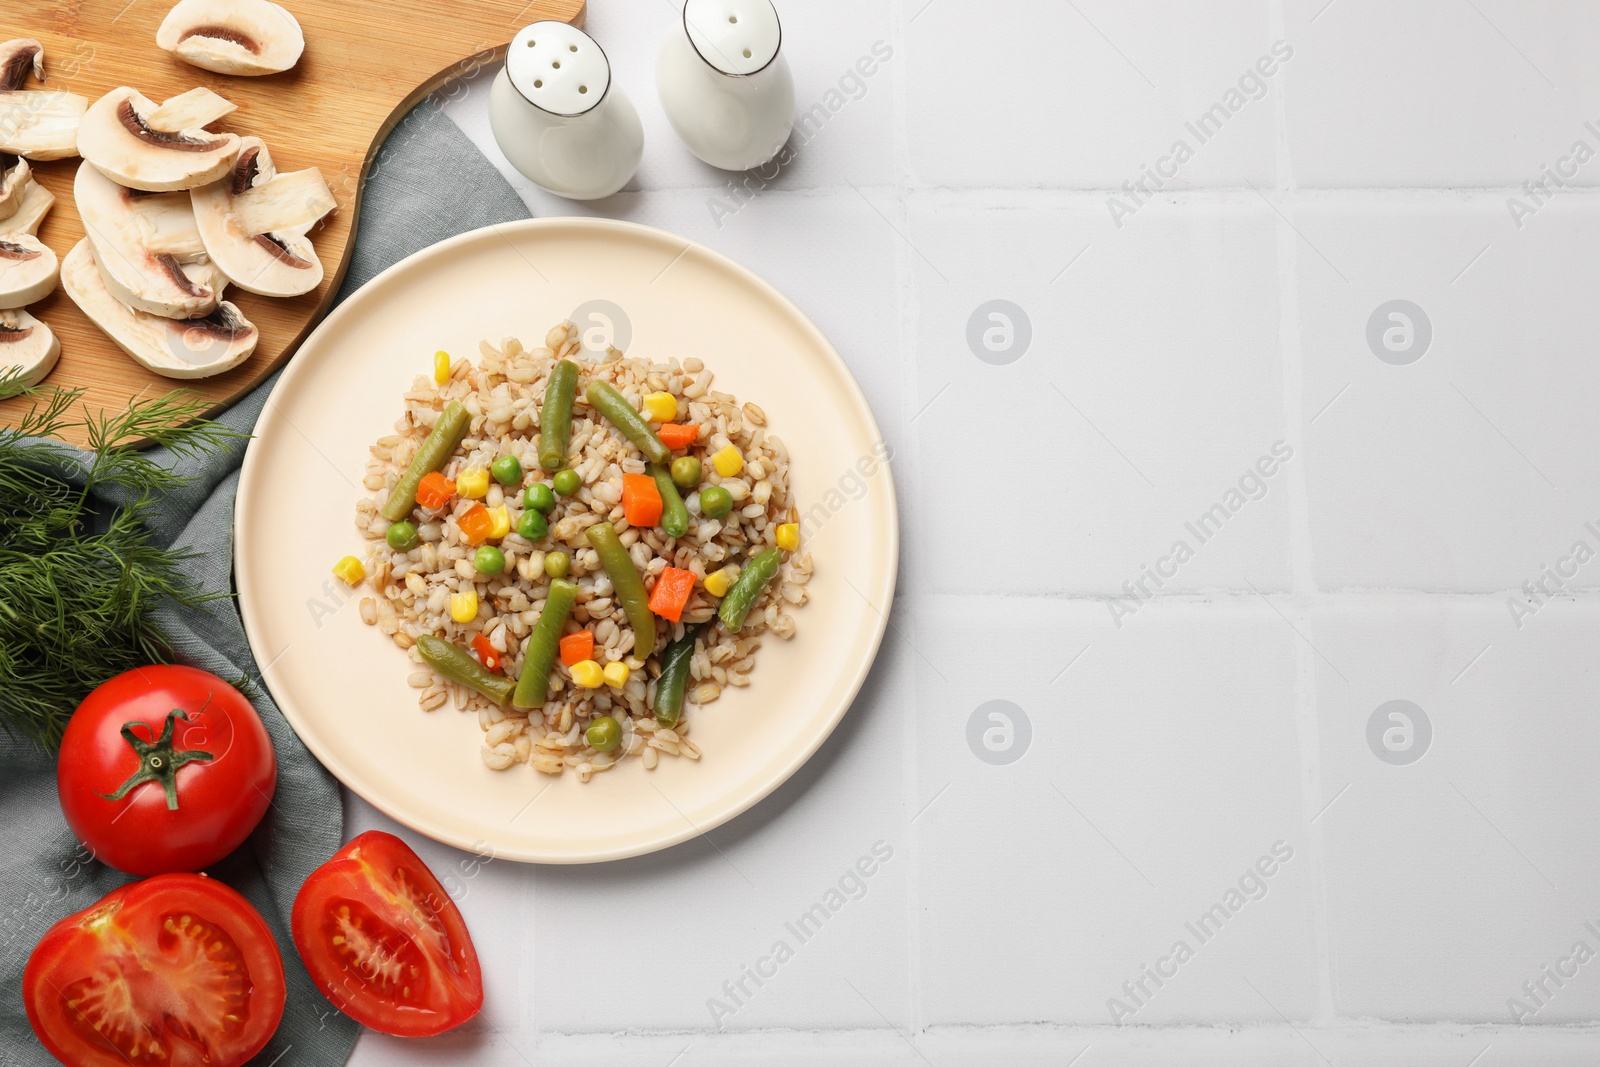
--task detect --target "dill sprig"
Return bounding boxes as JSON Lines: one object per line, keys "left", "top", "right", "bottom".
{"left": 0, "top": 383, "right": 248, "bottom": 750}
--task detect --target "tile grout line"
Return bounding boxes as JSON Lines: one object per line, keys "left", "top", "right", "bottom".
{"left": 1270, "top": 0, "right": 1337, "bottom": 1030}
{"left": 889, "top": 0, "right": 926, "bottom": 1048}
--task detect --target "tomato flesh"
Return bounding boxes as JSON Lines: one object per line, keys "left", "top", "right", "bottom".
{"left": 24, "top": 875, "right": 285, "bottom": 1067}
{"left": 293, "top": 831, "right": 482, "bottom": 1037}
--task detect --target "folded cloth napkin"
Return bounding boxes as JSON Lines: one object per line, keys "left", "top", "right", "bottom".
{"left": 0, "top": 100, "right": 531, "bottom": 1067}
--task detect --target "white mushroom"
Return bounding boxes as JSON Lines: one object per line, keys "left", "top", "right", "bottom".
{"left": 77, "top": 87, "right": 240, "bottom": 192}
{"left": 75, "top": 160, "right": 226, "bottom": 319}
{"left": 0, "top": 39, "right": 88, "bottom": 161}
{"left": 192, "top": 137, "right": 332, "bottom": 297}
{"left": 60, "top": 238, "right": 257, "bottom": 379}
{"left": 0, "top": 153, "right": 30, "bottom": 222}
{"left": 5, "top": 178, "right": 54, "bottom": 236}
{"left": 0, "top": 233, "right": 58, "bottom": 309}
{"left": 0, "top": 307, "right": 59, "bottom": 386}
{"left": 156, "top": 0, "right": 305, "bottom": 77}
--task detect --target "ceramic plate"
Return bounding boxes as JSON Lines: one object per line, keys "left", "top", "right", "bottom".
{"left": 235, "top": 218, "right": 897, "bottom": 863}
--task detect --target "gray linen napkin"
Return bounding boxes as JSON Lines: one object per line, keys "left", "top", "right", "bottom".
{"left": 0, "top": 101, "right": 531, "bottom": 1067}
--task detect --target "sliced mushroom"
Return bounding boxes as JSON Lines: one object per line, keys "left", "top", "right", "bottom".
{"left": 6, "top": 178, "right": 54, "bottom": 235}
{"left": 77, "top": 87, "right": 240, "bottom": 192}
{"left": 0, "top": 233, "right": 58, "bottom": 309}
{"left": 156, "top": 0, "right": 305, "bottom": 77}
{"left": 61, "top": 238, "right": 257, "bottom": 379}
{"left": 192, "top": 138, "right": 331, "bottom": 297}
{"left": 0, "top": 40, "right": 88, "bottom": 161}
{"left": 0, "top": 307, "right": 60, "bottom": 386}
{"left": 76, "top": 160, "right": 225, "bottom": 319}
{"left": 0, "top": 152, "right": 28, "bottom": 221}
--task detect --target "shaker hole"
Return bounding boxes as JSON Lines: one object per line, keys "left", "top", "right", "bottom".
{"left": 526, "top": 39, "right": 536, "bottom": 47}
{"left": 552, "top": 60, "right": 561, "bottom": 68}
{"left": 579, "top": 85, "right": 588, "bottom": 93}
{"left": 729, "top": 14, "right": 738, "bottom": 22}
{"left": 569, "top": 44, "right": 578, "bottom": 52}
{"left": 743, "top": 48, "right": 752, "bottom": 58}
{"left": 534, "top": 79, "right": 544, "bottom": 87}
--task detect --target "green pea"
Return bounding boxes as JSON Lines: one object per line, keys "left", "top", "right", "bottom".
{"left": 385, "top": 520, "right": 419, "bottom": 551}
{"left": 474, "top": 545, "right": 506, "bottom": 575}
{"left": 553, "top": 469, "right": 581, "bottom": 496}
{"left": 491, "top": 455, "right": 522, "bottom": 487}
{"left": 516, "top": 509, "right": 548, "bottom": 541}
{"left": 700, "top": 485, "right": 733, "bottom": 519}
{"left": 670, "top": 456, "right": 702, "bottom": 490}
{"left": 523, "top": 482, "right": 556, "bottom": 514}
{"left": 586, "top": 715, "right": 621, "bottom": 753}
{"left": 544, "top": 550, "right": 570, "bottom": 579}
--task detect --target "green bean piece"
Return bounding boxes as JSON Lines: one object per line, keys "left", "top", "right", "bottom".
{"left": 585, "top": 521, "right": 656, "bottom": 653}
{"left": 650, "top": 464, "right": 691, "bottom": 539}
{"left": 512, "top": 579, "right": 579, "bottom": 709}
{"left": 718, "top": 547, "right": 782, "bottom": 633}
{"left": 653, "top": 627, "right": 698, "bottom": 728}
{"left": 586, "top": 381, "right": 671, "bottom": 465}
{"left": 381, "top": 401, "right": 471, "bottom": 521}
{"left": 539, "top": 359, "right": 580, "bottom": 471}
{"left": 418, "top": 635, "right": 515, "bottom": 706}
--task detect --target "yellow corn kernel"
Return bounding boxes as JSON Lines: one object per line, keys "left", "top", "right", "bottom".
{"left": 487, "top": 505, "right": 511, "bottom": 540}
{"left": 570, "top": 660, "right": 605, "bottom": 688}
{"left": 433, "top": 350, "right": 451, "bottom": 384}
{"left": 711, "top": 445, "right": 744, "bottom": 477}
{"left": 775, "top": 523, "right": 800, "bottom": 552}
{"left": 642, "top": 391, "right": 678, "bottom": 422}
{"left": 457, "top": 468, "right": 490, "bottom": 499}
{"left": 602, "top": 661, "right": 630, "bottom": 688}
{"left": 332, "top": 556, "right": 366, "bottom": 586}
{"left": 703, "top": 565, "right": 739, "bottom": 598}
{"left": 449, "top": 590, "right": 479, "bottom": 623}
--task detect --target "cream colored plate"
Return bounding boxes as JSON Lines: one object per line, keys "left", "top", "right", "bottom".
{"left": 235, "top": 218, "right": 898, "bottom": 863}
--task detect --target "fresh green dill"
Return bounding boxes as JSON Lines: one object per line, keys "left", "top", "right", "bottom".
{"left": 0, "top": 383, "right": 247, "bottom": 749}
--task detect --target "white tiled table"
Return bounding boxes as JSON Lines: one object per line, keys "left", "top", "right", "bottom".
{"left": 346, "top": 1, "right": 1600, "bottom": 1062}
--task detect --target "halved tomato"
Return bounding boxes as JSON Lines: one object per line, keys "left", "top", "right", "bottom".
{"left": 23, "top": 874, "right": 286, "bottom": 1067}
{"left": 292, "top": 831, "right": 482, "bottom": 1037}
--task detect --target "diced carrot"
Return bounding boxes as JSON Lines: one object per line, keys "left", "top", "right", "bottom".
{"left": 657, "top": 423, "right": 699, "bottom": 450}
{"left": 416, "top": 470, "right": 455, "bottom": 510}
{"left": 559, "top": 630, "right": 594, "bottom": 667}
{"left": 648, "top": 566, "right": 696, "bottom": 622}
{"left": 472, "top": 633, "right": 503, "bottom": 672}
{"left": 458, "top": 502, "right": 494, "bottom": 545}
{"left": 622, "top": 473, "right": 663, "bottom": 527}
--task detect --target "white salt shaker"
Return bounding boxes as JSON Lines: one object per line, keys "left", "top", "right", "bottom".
{"left": 489, "top": 22, "right": 644, "bottom": 200}
{"left": 657, "top": 0, "right": 795, "bottom": 172}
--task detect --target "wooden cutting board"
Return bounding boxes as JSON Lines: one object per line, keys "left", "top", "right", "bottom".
{"left": 0, "top": 0, "right": 584, "bottom": 445}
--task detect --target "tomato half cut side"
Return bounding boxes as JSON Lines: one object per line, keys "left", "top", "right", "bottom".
{"left": 23, "top": 873, "right": 286, "bottom": 1067}
{"left": 292, "top": 830, "right": 483, "bottom": 1037}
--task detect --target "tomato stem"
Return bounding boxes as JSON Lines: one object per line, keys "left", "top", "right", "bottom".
{"left": 99, "top": 708, "right": 215, "bottom": 810}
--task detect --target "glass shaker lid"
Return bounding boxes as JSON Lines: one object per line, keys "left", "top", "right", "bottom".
{"left": 684, "top": 0, "right": 781, "bottom": 77}
{"left": 506, "top": 21, "right": 610, "bottom": 116}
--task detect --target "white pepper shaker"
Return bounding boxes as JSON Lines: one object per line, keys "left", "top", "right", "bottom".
{"left": 657, "top": 0, "right": 795, "bottom": 172}
{"left": 489, "top": 21, "right": 644, "bottom": 200}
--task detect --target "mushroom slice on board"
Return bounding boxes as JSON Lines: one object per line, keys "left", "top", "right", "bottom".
{"left": 5, "top": 179, "right": 54, "bottom": 236}
{"left": 156, "top": 0, "right": 306, "bottom": 77}
{"left": 0, "top": 233, "right": 58, "bottom": 309}
{"left": 77, "top": 86, "right": 240, "bottom": 192}
{"left": 0, "top": 153, "right": 30, "bottom": 222}
{"left": 76, "top": 160, "right": 226, "bottom": 319}
{"left": 192, "top": 137, "right": 331, "bottom": 297}
{"left": 0, "top": 40, "right": 89, "bottom": 161}
{"left": 61, "top": 238, "right": 257, "bottom": 379}
{"left": 0, "top": 307, "right": 60, "bottom": 386}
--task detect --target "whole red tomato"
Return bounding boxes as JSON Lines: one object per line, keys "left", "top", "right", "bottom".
{"left": 293, "top": 831, "right": 484, "bottom": 1036}
{"left": 24, "top": 873, "right": 286, "bottom": 1067}
{"left": 58, "top": 666, "right": 276, "bottom": 876}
